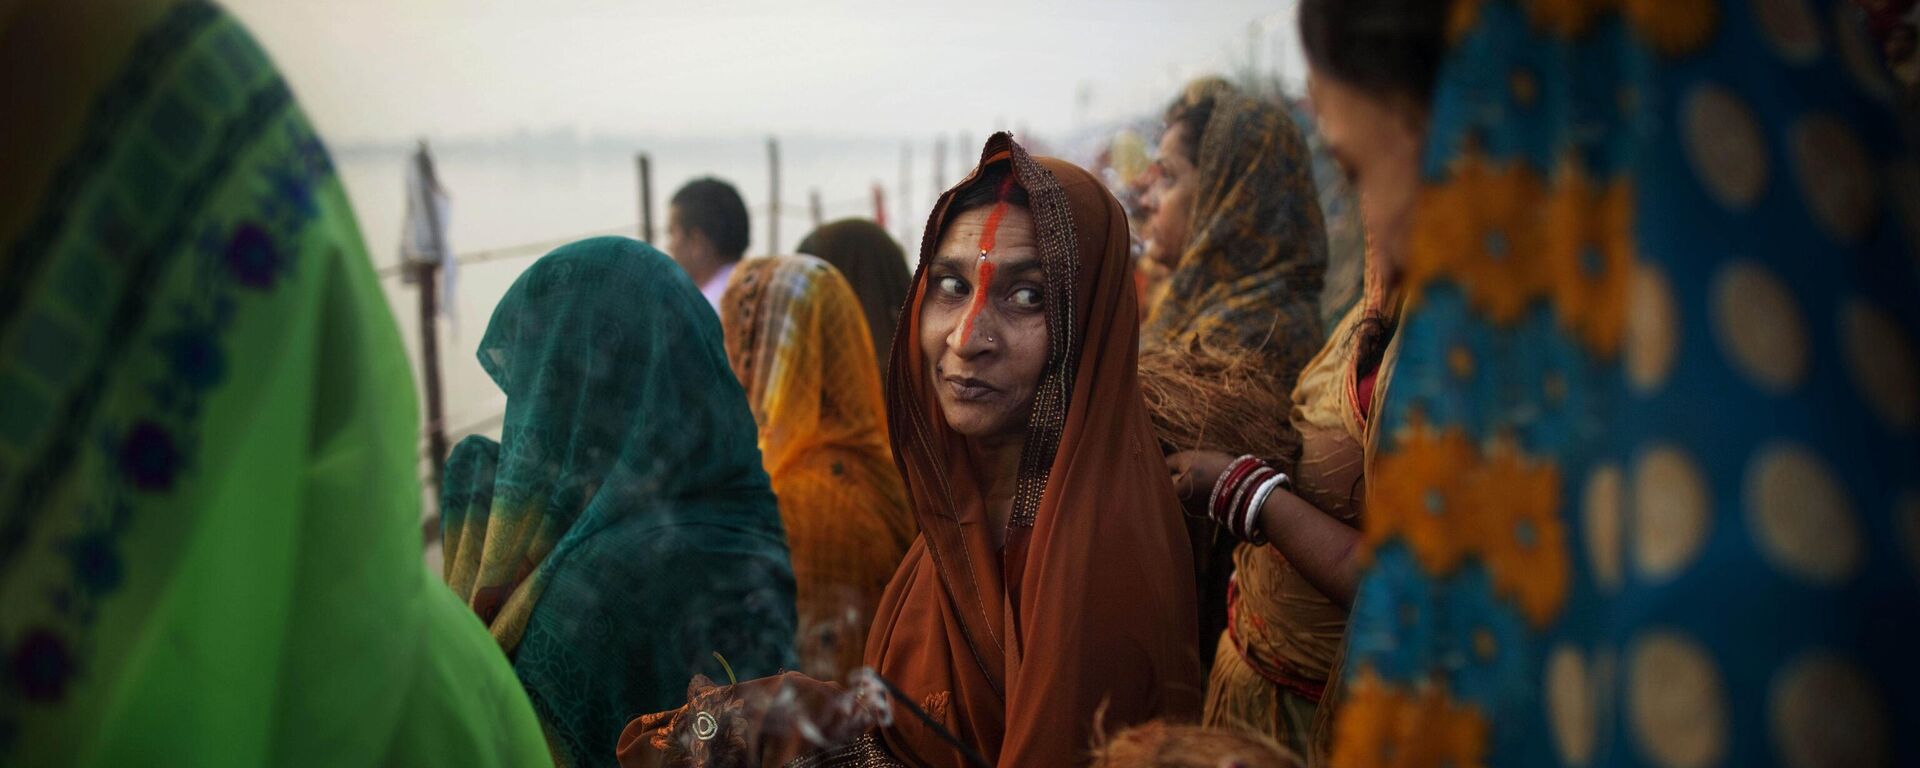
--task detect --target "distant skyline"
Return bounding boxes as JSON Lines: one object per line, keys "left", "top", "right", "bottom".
{"left": 226, "top": 0, "right": 1309, "bottom": 147}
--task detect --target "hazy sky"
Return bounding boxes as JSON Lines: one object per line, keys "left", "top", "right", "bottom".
{"left": 226, "top": 0, "right": 1308, "bottom": 145}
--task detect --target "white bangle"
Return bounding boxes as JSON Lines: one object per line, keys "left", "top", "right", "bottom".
{"left": 1242, "top": 472, "right": 1290, "bottom": 545}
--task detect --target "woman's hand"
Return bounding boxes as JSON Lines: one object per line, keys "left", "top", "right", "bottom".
{"left": 1166, "top": 449, "right": 1236, "bottom": 513}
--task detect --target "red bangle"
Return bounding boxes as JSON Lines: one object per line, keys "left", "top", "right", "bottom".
{"left": 1209, "top": 456, "right": 1258, "bottom": 519}
{"left": 1227, "top": 467, "right": 1275, "bottom": 538}
{"left": 1208, "top": 456, "right": 1252, "bottom": 514}
{"left": 1211, "top": 457, "right": 1262, "bottom": 522}
{"left": 1211, "top": 456, "right": 1268, "bottom": 533}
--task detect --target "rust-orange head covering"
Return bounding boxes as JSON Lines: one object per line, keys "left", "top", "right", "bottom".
{"left": 868, "top": 133, "right": 1203, "bottom": 766}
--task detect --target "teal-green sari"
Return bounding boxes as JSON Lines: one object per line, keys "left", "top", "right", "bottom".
{"left": 0, "top": 1, "right": 547, "bottom": 763}
{"left": 442, "top": 237, "right": 799, "bottom": 766}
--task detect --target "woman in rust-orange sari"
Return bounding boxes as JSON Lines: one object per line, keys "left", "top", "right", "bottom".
{"left": 721, "top": 255, "right": 914, "bottom": 683}
{"left": 864, "top": 133, "right": 1203, "bottom": 767}
{"left": 621, "top": 133, "right": 1203, "bottom": 767}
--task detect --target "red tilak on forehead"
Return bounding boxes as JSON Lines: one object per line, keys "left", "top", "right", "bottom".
{"left": 961, "top": 174, "right": 1017, "bottom": 344}
{"left": 975, "top": 174, "right": 1017, "bottom": 255}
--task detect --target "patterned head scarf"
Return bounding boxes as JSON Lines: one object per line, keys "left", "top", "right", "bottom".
{"left": 720, "top": 254, "right": 913, "bottom": 681}
{"left": 724, "top": 255, "right": 894, "bottom": 480}
{"left": 1144, "top": 89, "right": 1330, "bottom": 376}
{"left": 1337, "top": 1, "right": 1920, "bottom": 765}
{"left": 441, "top": 237, "right": 797, "bottom": 766}
{"left": 869, "top": 133, "right": 1203, "bottom": 766}
{"left": 797, "top": 219, "right": 913, "bottom": 372}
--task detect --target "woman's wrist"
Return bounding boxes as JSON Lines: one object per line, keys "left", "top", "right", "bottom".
{"left": 1205, "top": 454, "right": 1291, "bottom": 545}
{"left": 1242, "top": 472, "right": 1290, "bottom": 545}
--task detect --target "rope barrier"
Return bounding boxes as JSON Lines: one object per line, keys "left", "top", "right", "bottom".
{"left": 376, "top": 223, "right": 640, "bottom": 280}
{"left": 373, "top": 201, "right": 890, "bottom": 281}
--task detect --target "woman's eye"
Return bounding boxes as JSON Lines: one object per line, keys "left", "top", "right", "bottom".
{"left": 1010, "top": 286, "right": 1043, "bottom": 308}
{"left": 936, "top": 276, "right": 968, "bottom": 297}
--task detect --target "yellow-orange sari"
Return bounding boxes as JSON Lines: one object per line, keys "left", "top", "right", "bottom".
{"left": 722, "top": 255, "right": 915, "bottom": 681}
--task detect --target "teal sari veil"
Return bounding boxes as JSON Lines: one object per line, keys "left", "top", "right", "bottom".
{"left": 441, "top": 237, "right": 797, "bottom": 765}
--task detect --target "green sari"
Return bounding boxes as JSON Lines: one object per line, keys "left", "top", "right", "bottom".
{"left": 442, "top": 238, "right": 799, "bottom": 767}
{"left": 0, "top": 1, "right": 547, "bottom": 763}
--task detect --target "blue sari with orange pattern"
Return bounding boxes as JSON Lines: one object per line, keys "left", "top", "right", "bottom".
{"left": 1334, "top": 1, "right": 1920, "bottom": 766}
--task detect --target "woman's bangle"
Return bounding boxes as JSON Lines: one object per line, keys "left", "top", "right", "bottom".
{"left": 1207, "top": 455, "right": 1290, "bottom": 543}
{"left": 1210, "top": 455, "right": 1263, "bottom": 522}
{"left": 1228, "top": 467, "right": 1275, "bottom": 539}
{"left": 1241, "top": 471, "right": 1291, "bottom": 546}
{"left": 1208, "top": 455, "right": 1258, "bottom": 518}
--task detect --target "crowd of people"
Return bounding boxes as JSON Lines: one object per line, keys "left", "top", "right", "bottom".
{"left": 4, "top": 0, "right": 1917, "bottom": 766}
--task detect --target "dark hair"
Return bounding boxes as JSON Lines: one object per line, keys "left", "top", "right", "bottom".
{"left": 670, "top": 177, "right": 750, "bottom": 261}
{"left": 939, "top": 161, "right": 1030, "bottom": 230}
{"left": 1298, "top": 0, "right": 1451, "bottom": 109}
{"left": 1163, "top": 97, "right": 1215, "bottom": 165}
{"left": 1352, "top": 311, "right": 1396, "bottom": 382}
{"left": 1162, "top": 77, "right": 1233, "bottom": 163}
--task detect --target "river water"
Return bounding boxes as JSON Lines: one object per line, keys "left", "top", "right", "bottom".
{"left": 339, "top": 136, "right": 947, "bottom": 464}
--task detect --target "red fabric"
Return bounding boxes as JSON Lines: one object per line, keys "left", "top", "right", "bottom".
{"left": 1355, "top": 366, "right": 1378, "bottom": 423}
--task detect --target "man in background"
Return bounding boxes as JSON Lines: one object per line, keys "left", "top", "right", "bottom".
{"left": 666, "top": 177, "right": 750, "bottom": 311}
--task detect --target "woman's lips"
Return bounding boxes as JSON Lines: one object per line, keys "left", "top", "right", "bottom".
{"left": 943, "top": 375, "right": 999, "bottom": 402}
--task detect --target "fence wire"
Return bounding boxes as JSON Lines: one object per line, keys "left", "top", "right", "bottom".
{"left": 375, "top": 223, "right": 641, "bottom": 280}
